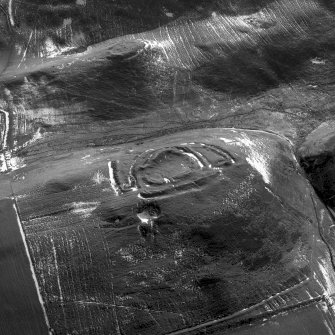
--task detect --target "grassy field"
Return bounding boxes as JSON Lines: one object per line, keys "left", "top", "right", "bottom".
{"left": 1, "top": 0, "right": 335, "bottom": 333}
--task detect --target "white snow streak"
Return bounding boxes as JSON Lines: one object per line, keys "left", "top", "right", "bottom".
{"left": 239, "top": 134, "right": 271, "bottom": 184}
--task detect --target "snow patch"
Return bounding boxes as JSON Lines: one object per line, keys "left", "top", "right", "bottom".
{"left": 318, "top": 259, "right": 335, "bottom": 295}
{"left": 108, "top": 161, "right": 121, "bottom": 196}
{"left": 0, "top": 109, "right": 9, "bottom": 150}
{"left": 9, "top": 156, "right": 26, "bottom": 171}
{"left": 137, "top": 212, "right": 150, "bottom": 224}
{"left": 183, "top": 152, "right": 204, "bottom": 168}
{"left": 44, "top": 37, "right": 75, "bottom": 58}
{"left": 311, "top": 58, "right": 326, "bottom": 65}
{"left": 239, "top": 134, "right": 271, "bottom": 184}
{"left": 8, "top": 0, "right": 15, "bottom": 26}
{"left": 21, "top": 128, "right": 44, "bottom": 149}
{"left": 0, "top": 154, "right": 7, "bottom": 172}
{"left": 70, "top": 201, "right": 99, "bottom": 218}
{"left": 92, "top": 170, "right": 108, "bottom": 184}
{"left": 220, "top": 137, "right": 241, "bottom": 146}
{"left": 118, "top": 248, "right": 136, "bottom": 263}
{"left": 220, "top": 137, "right": 233, "bottom": 143}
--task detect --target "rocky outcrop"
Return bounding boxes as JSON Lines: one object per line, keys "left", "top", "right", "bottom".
{"left": 299, "top": 121, "right": 335, "bottom": 207}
